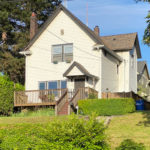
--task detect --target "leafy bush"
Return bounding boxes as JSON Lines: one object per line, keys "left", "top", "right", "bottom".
{"left": 0, "top": 75, "right": 24, "bottom": 115}
{"left": 0, "top": 115, "right": 109, "bottom": 150}
{"left": 116, "top": 139, "right": 146, "bottom": 150}
{"left": 78, "top": 98, "right": 135, "bottom": 116}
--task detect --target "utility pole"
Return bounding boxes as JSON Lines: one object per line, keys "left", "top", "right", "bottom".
{"left": 64, "top": 0, "right": 68, "bottom": 8}
{"left": 86, "top": 2, "right": 88, "bottom": 26}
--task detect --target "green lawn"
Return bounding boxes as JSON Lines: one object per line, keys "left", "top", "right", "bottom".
{"left": 0, "top": 110, "right": 150, "bottom": 149}
{"left": 106, "top": 111, "right": 150, "bottom": 150}
{"left": 0, "top": 108, "right": 59, "bottom": 125}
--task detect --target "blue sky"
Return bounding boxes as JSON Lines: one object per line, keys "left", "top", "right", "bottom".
{"left": 64, "top": 0, "right": 150, "bottom": 69}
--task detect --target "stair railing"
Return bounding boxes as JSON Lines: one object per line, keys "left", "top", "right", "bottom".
{"left": 55, "top": 89, "right": 68, "bottom": 116}
{"left": 68, "top": 89, "right": 81, "bottom": 115}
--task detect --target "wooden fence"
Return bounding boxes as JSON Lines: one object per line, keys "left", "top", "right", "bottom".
{"left": 102, "top": 91, "right": 143, "bottom": 100}
{"left": 102, "top": 91, "right": 150, "bottom": 110}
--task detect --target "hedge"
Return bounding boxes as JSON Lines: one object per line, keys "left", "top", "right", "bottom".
{"left": 78, "top": 98, "right": 135, "bottom": 116}
{"left": 0, "top": 115, "right": 109, "bottom": 150}
{"left": 116, "top": 139, "right": 146, "bottom": 150}
{"left": 0, "top": 75, "right": 24, "bottom": 116}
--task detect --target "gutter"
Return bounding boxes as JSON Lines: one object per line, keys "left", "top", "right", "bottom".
{"left": 19, "top": 51, "right": 32, "bottom": 56}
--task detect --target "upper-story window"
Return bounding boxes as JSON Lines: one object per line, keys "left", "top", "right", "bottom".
{"left": 52, "top": 44, "right": 73, "bottom": 63}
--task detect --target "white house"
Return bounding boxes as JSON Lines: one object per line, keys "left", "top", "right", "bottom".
{"left": 20, "top": 4, "right": 141, "bottom": 99}
{"left": 137, "top": 61, "right": 150, "bottom": 99}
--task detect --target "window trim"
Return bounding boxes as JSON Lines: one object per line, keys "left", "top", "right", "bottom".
{"left": 117, "top": 65, "right": 119, "bottom": 74}
{"left": 38, "top": 80, "right": 67, "bottom": 90}
{"left": 51, "top": 43, "right": 73, "bottom": 63}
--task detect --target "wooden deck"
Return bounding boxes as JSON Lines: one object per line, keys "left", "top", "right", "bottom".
{"left": 14, "top": 102, "right": 56, "bottom": 107}
{"left": 14, "top": 89, "right": 66, "bottom": 107}
{"left": 14, "top": 87, "right": 98, "bottom": 112}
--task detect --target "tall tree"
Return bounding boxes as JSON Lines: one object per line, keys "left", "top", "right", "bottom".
{"left": 0, "top": 0, "right": 62, "bottom": 84}
{"left": 135, "top": 0, "right": 150, "bottom": 46}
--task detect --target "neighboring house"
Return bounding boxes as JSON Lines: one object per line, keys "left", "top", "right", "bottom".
{"left": 16, "top": 5, "right": 141, "bottom": 110}
{"left": 137, "top": 61, "right": 150, "bottom": 99}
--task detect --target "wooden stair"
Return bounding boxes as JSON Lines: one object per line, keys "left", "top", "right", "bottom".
{"left": 55, "top": 88, "right": 98, "bottom": 115}
{"left": 58, "top": 101, "right": 69, "bottom": 115}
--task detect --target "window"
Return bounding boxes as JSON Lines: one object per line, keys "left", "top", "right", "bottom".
{"left": 48, "top": 81, "right": 57, "bottom": 90}
{"left": 39, "top": 82, "right": 46, "bottom": 90}
{"left": 104, "top": 51, "right": 107, "bottom": 56}
{"left": 131, "top": 57, "right": 134, "bottom": 68}
{"left": 39, "top": 80, "right": 67, "bottom": 90}
{"left": 52, "top": 44, "right": 73, "bottom": 62}
{"left": 61, "top": 80, "right": 67, "bottom": 89}
{"left": 117, "top": 65, "right": 119, "bottom": 74}
{"left": 130, "top": 49, "right": 134, "bottom": 57}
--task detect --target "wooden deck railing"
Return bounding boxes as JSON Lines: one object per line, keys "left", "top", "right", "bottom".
{"left": 14, "top": 89, "right": 67, "bottom": 107}
{"left": 55, "top": 89, "right": 68, "bottom": 115}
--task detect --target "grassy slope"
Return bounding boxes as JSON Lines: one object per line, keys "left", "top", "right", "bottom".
{"left": 0, "top": 109, "right": 60, "bottom": 126}
{"left": 0, "top": 111, "right": 150, "bottom": 149}
{"left": 106, "top": 111, "right": 150, "bottom": 150}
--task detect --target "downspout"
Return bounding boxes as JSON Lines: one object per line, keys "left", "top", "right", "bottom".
{"left": 124, "top": 59, "right": 126, "bottom": 92}
{"left": 99, "top": 50, "right": 102, "bottom": 98}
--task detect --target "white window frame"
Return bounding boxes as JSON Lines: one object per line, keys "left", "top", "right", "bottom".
{"left": 52, "top": 43, "right": 73, "bottom": 63}
{"left": 39, "top": 80, "right": 67, "bottom": 90}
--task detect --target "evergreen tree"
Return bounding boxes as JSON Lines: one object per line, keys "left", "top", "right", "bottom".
{"left": 0, "top": 0, "right": 62, "bottom": 84}
{"left": 135, "top": 0, "right": 150, "bottom": 46}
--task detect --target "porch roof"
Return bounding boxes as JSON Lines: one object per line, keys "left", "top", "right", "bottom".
{"left": 63, "top": 61, "right": 99, "bottom": 80}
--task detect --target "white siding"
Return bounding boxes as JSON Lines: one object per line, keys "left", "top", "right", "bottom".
{"left": 67, "top": 66, "right": 84, "bottom": 76}
{"left": 26, "top": 10, "right": 102, "bottom": 97}
{"left": 101, "top": 51, "right": 119, "bottom": 93}
{"left": 25, "top": 9, "right": 138, "bottom": 98}
{"left": 116, "top": 51, "right": 130, "bottom": 92}
{"left": 129, "top": 47, "right": 137, "bottom": 93}
{"left": 116, "top": 46, "right": 137, "bottom": 93}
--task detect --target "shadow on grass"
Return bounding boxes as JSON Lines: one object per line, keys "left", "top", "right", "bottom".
{"left": 137, "top": 111, "right": 150, "bottom": 127}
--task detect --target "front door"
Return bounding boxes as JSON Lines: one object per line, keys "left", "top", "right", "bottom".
{"left": 74, "top": 78, "right": 85, "bottom": 91}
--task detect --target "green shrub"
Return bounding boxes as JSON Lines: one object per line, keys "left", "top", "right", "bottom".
{"left": 0, "top": 115, "right": 110, "bottom": 150}
{"left": 116, "top": 139, "right": 146, "bottom": 150}
{"left": 0, "top": 75, "right": 24, "bottom": 116}
{"left": 78, "top": 98, "right": 135, "bottom": 116}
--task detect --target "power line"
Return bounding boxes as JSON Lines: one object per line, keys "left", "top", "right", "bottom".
{"left": 46, "top": 29, "right": 102, "bottom": 59}
{"left": 0, "top": 0, "right": 74, "bottom": 3}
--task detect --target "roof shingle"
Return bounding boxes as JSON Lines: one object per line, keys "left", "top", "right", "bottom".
{"left": 101, "top": 33, "right": 141, "bottom": 58}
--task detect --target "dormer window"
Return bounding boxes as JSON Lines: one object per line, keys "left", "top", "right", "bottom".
{"left": 52, "top": 44, "right": 73, "bottom": 63}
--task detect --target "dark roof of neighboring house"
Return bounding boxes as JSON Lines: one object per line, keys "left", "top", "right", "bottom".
{"left": 101, "top": 33, "right": 141, "bottom": 58}
{"left": 138, "top": 61, "right": 150, "bottom": 79}
{"left": 22, "top": 4, "right": 122, "bottom": 62}
{"left": 63, "top": 61, "right": 99, "bottom": 79}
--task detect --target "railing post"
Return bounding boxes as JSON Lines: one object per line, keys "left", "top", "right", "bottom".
{"left": 14, "top": 91, "right": 16, "bottom": 106}
{"left": 68, "top": 104, "right": 70, "bottom": 115}
{"left": 55, "top": 104, "right": 58, "bottom": 116}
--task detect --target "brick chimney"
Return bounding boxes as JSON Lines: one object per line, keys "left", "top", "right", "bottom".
{"left": 94, "top": 26, "right": 100, "bottom": 36}
{"left": 30, "top": 12, "right": 38, "bottom": 40}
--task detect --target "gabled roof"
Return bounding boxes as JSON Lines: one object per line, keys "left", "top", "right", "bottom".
{"left": 138, "top": 61, "right": 150, "bottom": 79}
{"left": 63, "top": 61, "right": 99, "bottom": 79}
{"left": 22, "top": 4, "right": 122, "bottom": 62}
{"left": 101, "top": 33, "right": 141, "bottom": 58}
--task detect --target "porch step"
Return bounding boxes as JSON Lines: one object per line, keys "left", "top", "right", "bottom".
{"left": 58, "top": 101, "right": 69, "bottom": 115}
